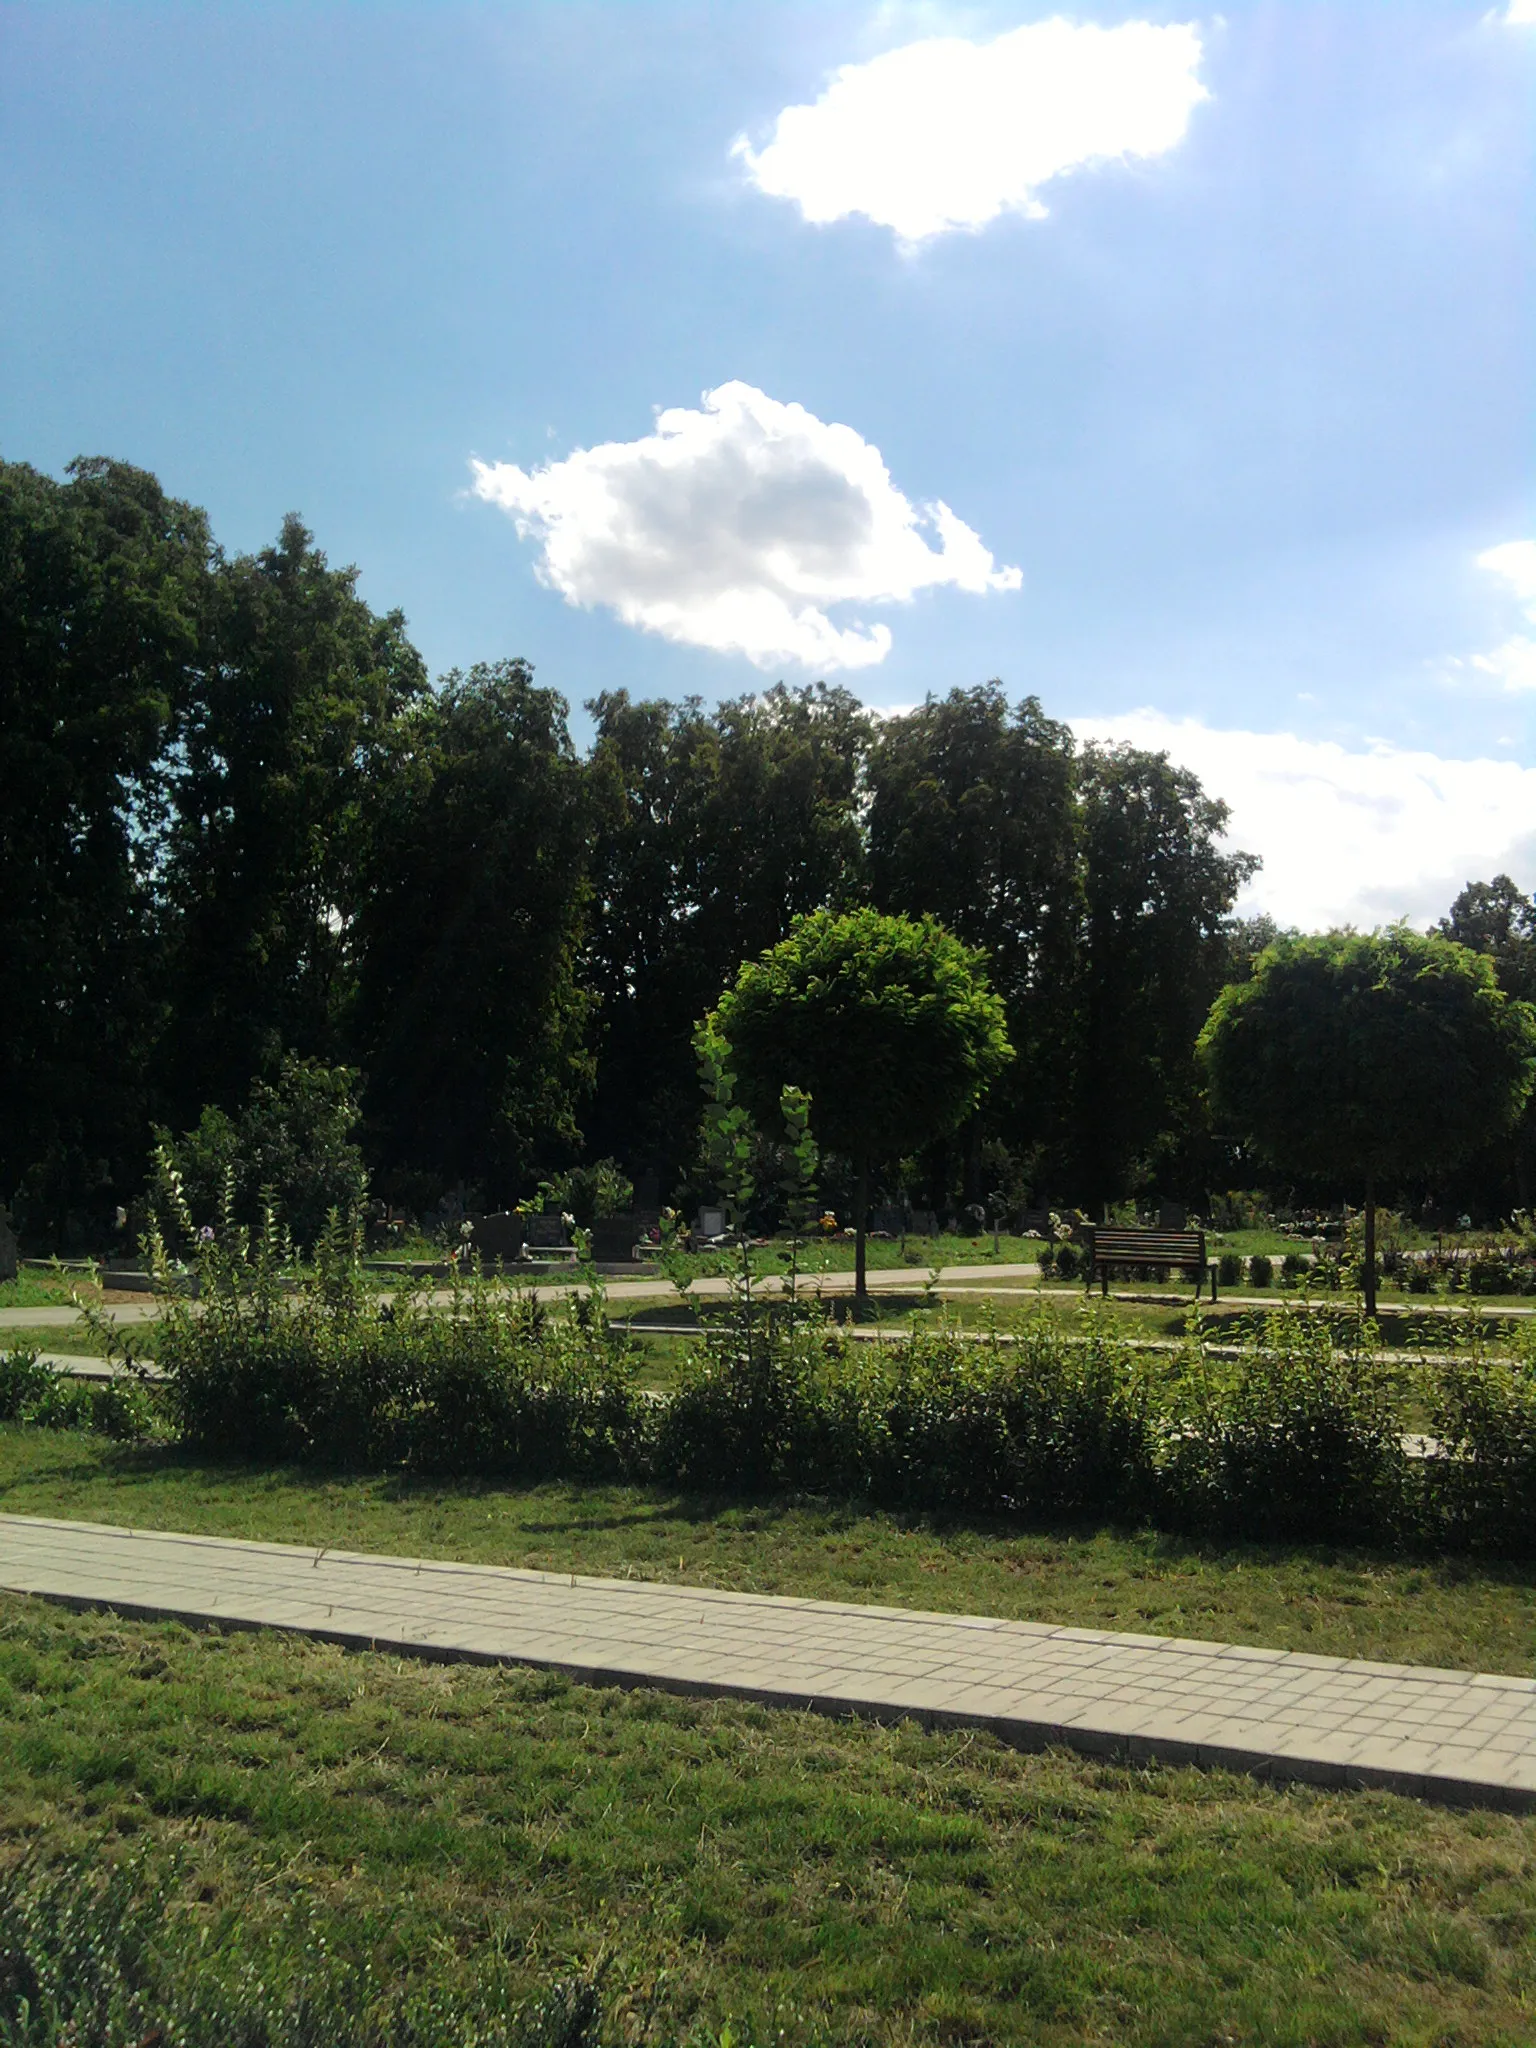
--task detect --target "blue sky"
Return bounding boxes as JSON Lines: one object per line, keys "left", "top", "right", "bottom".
{"left": 2, "top": 1, "right": 1532, "bottom": 927}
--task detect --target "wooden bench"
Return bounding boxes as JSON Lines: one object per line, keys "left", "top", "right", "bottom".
{"left": 1084, "top": 1225, "right": 1217, "bottom": 1301}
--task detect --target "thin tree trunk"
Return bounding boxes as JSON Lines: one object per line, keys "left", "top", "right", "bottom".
{"left": 1364, "top": 1172, "right": 1377, "bottom": 1320}
{"left": 854, "top": 1151, "right": 869, "bottom": 1303}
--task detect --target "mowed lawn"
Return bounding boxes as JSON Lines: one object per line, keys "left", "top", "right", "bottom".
{"left": 4, "top": 1429, "right": 1536, "bottom": 2042}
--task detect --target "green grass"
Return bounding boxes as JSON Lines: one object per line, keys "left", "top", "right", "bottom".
{"left": 1, "top": 1588, "right": 1535, "bottom": 2045}
{"left": 0, "top": 1322, "right": 161, "bottom": 1361}
{"left": 0, "top": 1268, "right": 91, "bottom": 1310}
{"left": 4, "top": 1428, "right": 1536, "bottom": 1674}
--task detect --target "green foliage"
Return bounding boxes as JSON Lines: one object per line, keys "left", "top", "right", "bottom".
{"left": 535, "top": 1158, "right": 634, "bottom": 1229}
{"left": 1249, "top": 1253, "right": 1274, "bottom": 1288}
{"left": 0, "top": 1853, "right": 605, "bottom": 2048}
{"left": 1429, "top": 1338, "right": 1536, "bottom": 1555}
{"left": 157, "top": 1053, "right": 367, "bottom": 1253}
{"left": 1162, "top": 1307, "right": 1410, "bottom": 1544}
{"left": 1199, "top": 926, "right": 1536, "bottom": 1183}
{"left": 705, "top": 907, "right": 1012, "bottom": 1186}
{"left": 351, "top": 661, "right": 595, "bottom": 1204}
{"left": 0, "top": 1344, "right": 151, "bottom": 1439}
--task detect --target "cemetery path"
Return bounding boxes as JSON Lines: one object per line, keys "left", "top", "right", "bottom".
{"left": 2, "top": 1511, "right": 1533, "bottom": 1811}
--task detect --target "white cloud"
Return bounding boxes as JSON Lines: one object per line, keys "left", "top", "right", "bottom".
{"left": 1070, "top": 710, "right": 1536, "bottom": 932}
{"left": 470, "top": 381, "right": 1020, "bottom": 670}
{"left": 734, "top": 17, "right": 1207, "bottom": 244}
{"left": 1504, "top": 0, "right": 1536, "bottom": 24}
{"left": 1470, "top": 539, "right": 1536, "bottom": 693}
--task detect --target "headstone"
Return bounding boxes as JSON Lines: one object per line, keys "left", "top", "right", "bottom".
{"left": 1158, "top": 1199, "right": 1187, "bottom": 1231}
{"left": 466, "top": 1212, "right": 525, "bottom": 1261}
{"left": 907, "top": 1210, "right": 938, "bottom": 1237}
{"left": 868, "top": 1206, "right": 905, "bottom": 1236}
{"left": 592, "top": 1213, "right": 646, "bottom": 1262}
{"left": 0, "top": 1207, "right": 16, "bottom": 1284}
{"left": 524, "top": 1213, "right": 569, "bottom": 1250}
{"left": 635, "top": 1171, "right": 661, "bottom": 1211}
{"left": 696, "top": 1207, "right": 726, "bottom": 1240}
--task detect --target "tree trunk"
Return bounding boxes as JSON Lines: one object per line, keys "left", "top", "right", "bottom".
{"left": 1363, "top": 1172, "right": 1377, "bottom": 1320}
{"left": 854, "top": 1151, "right": 869, "bottom": 1303}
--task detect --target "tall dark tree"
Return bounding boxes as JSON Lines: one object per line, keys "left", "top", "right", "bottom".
{"left": 1072, "top": 746, "right": 1257, "bottom": 1209}
{"left": 350, "top": 661, "right": 594, "bottom": 1207}
{"left": 0, "top": 457, "right": 214, "bottom": 1239}
{"left": 584, "top": 682, "right": 871, "bottom": 1182}
{"left": 160, "top": 514, "right": 426, "bottom": 1125}
{"left": 866, "top": 685, "right": 1079, "bottom": 1189}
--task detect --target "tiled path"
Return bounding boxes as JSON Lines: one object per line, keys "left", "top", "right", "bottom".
{"left": 3, "top": 1513, "right": 1534, "bottom": 1811}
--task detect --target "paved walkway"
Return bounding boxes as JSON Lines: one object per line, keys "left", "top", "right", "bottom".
{"left": 2, "top": 1513, "right": 1533, "bottom": 1811}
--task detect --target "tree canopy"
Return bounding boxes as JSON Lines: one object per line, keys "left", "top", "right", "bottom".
{"left": 1198, "top": 926, "right": 1536, "bottom": 1311}
{"left": 703, "top": 908, "right": 1013, "bottom": 1294}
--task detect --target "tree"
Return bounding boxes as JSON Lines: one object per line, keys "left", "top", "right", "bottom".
{"left": 703, "top": 908, "right": 1013, "bottom": 1298}
{"left": 159, "top": 514, "right": 426, "bottom": 1125}
{"left": 1073, "top": 745, "right": 1258, "bottom": 1208}
{"left": 584, "top": 683, "right": 871, "bottom": 1183}
{"left": 349, "top": 660, "right": 594, "bottom": 1208}
{"left": 866, "top": 684, "right": 1079, "bottom": 1197}
{"left": 1198, "top": 927, "right": 1536, "bottom": 1315}
{"left": 1438, "top": 876, "right": 1536, "bottom": 1210}
{"left": 0, "top": 456, "right": 215, "bottom": 1240}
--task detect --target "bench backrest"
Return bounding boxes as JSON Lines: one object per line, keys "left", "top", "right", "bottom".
{"left": 1086, "top": 1226, "right": 1205, "bottom": 1264}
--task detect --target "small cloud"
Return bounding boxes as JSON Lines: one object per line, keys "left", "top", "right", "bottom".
{"left": 734, "top": 17, "right": 1207, "bottom": 244}
{"left": 1070, "top": 710, "right": 1536, "bottom": 931}
{"left": 1504, "top": 0, "right": 1536, "bottom": 23}
{"left": 470, "top": 381, "right": 1019, "bottom": 671}
{"left": 1469, "top": 540, "right": 1536, "bottom": 693}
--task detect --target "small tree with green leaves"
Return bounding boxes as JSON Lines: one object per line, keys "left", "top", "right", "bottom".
{"left": 702, "top": 908, "right": 1013, "bottom": 1301}
{"left": 1198, "top": 927, "right": 1536, "bottom": 1316}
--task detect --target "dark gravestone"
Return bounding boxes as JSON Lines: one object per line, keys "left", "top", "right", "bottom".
{"left": 0, "top": 1207, "right": 15, "bottom": 1284}
{"left": 592, "top": 1214, "right": 647, "bottom": 1262}
{"left": 868, "top": 1206, "right": 905, "bottom": 1236}
{"left": 907, "top": 1211, "right": 938, "bottom": 1237}
{"left": 467, "top": 1212, "right": 525, "bottom": 1261}
{"left": 1157, "top": 1199, "right": 1188, "bottom": 1231}
{"left": 524, "top": 1214, "right": 569, "bottom": 1250}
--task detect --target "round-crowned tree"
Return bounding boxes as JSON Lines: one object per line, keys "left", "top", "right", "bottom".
{"left": 1198, "top": 926, "right": 1536, "bottom": 1315}
{"left": 703, "top": 907, "right": 1013, "bottom": 1298}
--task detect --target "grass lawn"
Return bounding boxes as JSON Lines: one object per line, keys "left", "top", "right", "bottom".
{"left": 5, "top": 1431, "right": 1536, "bottom": 2041}
{"left": 2, "top": 1537, "right": 1536, "bottom": 2041}
{"left": 0, "top": 1267, "right": 95, "bottom": 1310}
{"left": 0, "top": 1320, "right": 161, "bottom": 1360}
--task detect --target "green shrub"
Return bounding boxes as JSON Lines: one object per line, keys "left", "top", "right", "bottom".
{"left": 1428, "top": 1350, "right": 1536, "bottom": 1555}
{"left": 0, "top": 1347, "right": 51, "bottom": 1421}
{"left": 1053, "top": 1240, "right": 1082, "bottom": 1282}
{"left": 1217, "top": 1251, "right": 1244, "bottom": 1286}
{"left": 1248, "top": 1253, "right": 1274, "bottom": 1288}
{"left": 1161, "top": 1307, "right": 1409, "bottom": 1544}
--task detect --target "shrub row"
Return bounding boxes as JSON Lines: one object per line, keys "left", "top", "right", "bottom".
{"left": 130, "top": 1241, "right": 1536, "bottom": 1555}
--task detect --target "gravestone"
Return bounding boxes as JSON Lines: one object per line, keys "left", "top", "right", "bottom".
{"left": 592, "top": 1213, "right": 649, "bottom": 1262}
{"left": 907, "top": 1210, "right": 938, "bottom": 1237}
{"left": 0, "top": 1207, "right": 16, "bottom": 1284}
{"left": 466, "top": 1212, "right": 525, "bottom": 1261}
{"left": 695, "top": 1207, "right": 726, "bottom": 1240}
{"left": 868, "top": 1206, "right": 905, "bottom": 1236}
{"left": 1157, "top": 1199, "right": 1188, "bottom": 1231}
{"left": 524, "top": 1214, "right": 570, "bottom": 1250}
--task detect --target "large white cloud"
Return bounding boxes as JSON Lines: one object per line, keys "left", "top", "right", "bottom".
{"left": 734, "top": 18, "right": 1207, "bottom": 244}
{"left": 470, "top": 382, "right": 1020, "bottom": 670}
{"left": 1071, "top": 710, "right": 1536, "bottom": 933}
{"left": 1470, "top": 540, "right": 1536, "bottom": 693}
{"left": 1505, "top": 1, "right": 1536, "bottom": 24}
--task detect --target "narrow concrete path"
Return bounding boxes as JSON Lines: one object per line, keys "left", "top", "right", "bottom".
{"left": 2, "top": 1513, "right": 1533, "bottom": 1811}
